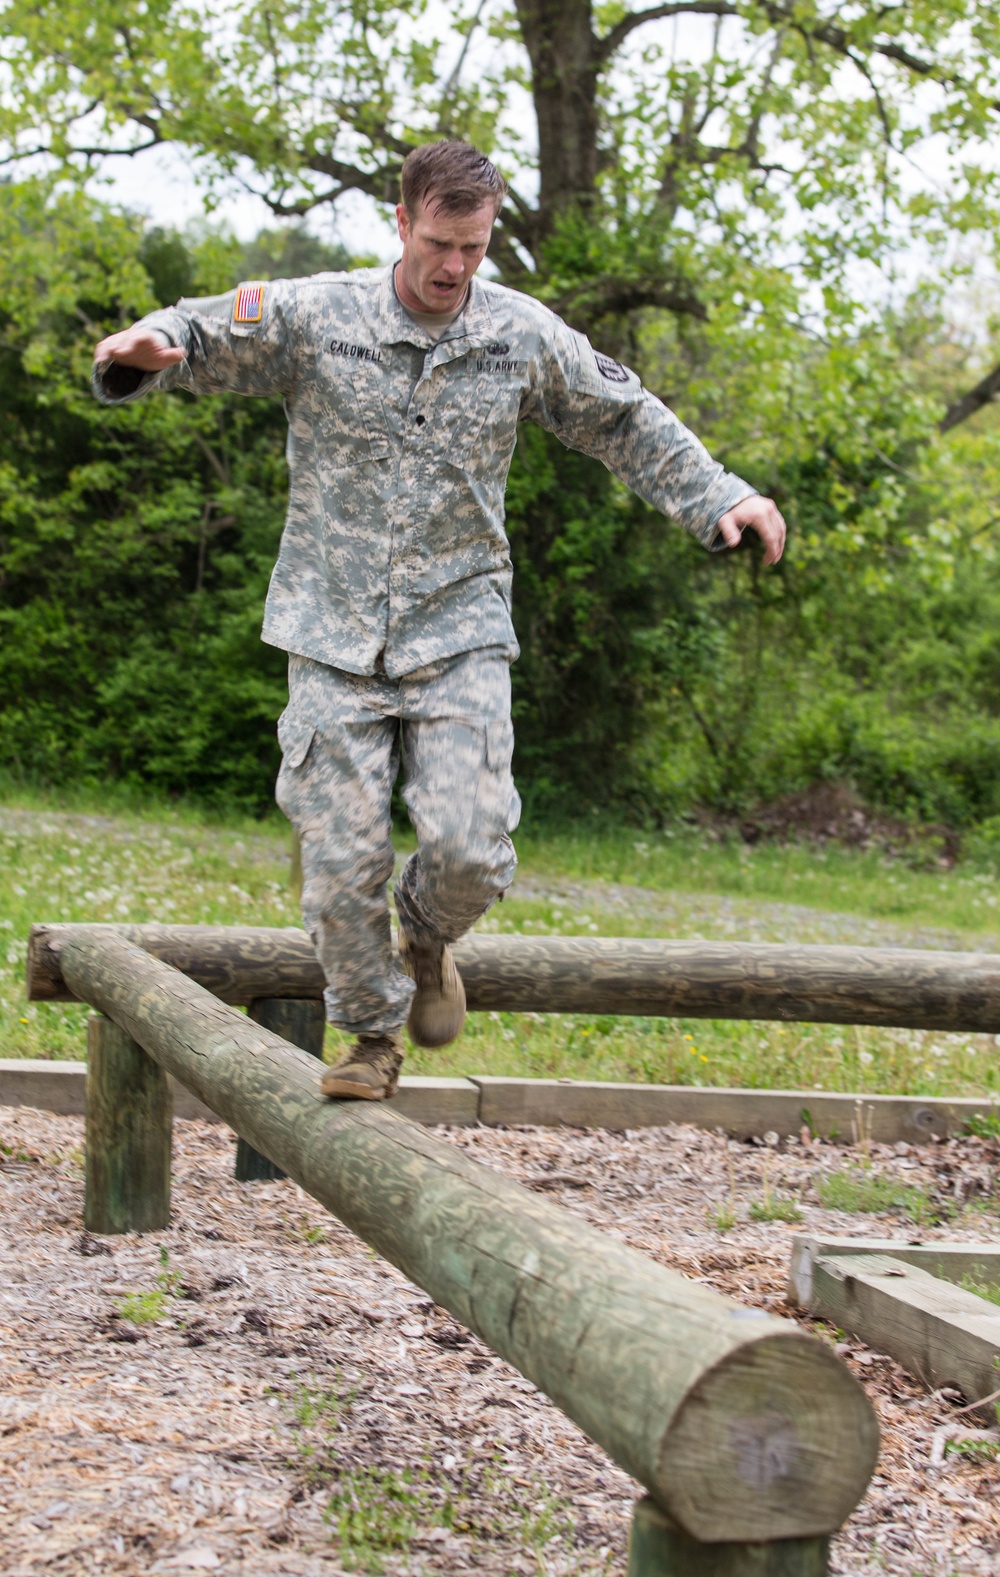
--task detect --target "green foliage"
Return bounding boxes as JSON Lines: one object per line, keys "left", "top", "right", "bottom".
{"left": 0, "top": 191, "right": 353, "bottom": 809}
{"left": 325, "top": 1465, "right": 431, "bottom": 1573}
{"left": 117, "top": 1247, "right": 180, "bottom": 1323}
{"left": 815, "top": 1168, "right": 936, "bottom": 1222}
{"left": 749, "top": 1194, "right": 803, "bottom": 1224}
{"left": 959, "top": 1273, "right": 1000, "bottom": 1308}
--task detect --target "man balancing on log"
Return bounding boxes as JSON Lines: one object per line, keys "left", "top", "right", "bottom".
{"left": 92, "top": 140, "right": 785, "bottom": 1101}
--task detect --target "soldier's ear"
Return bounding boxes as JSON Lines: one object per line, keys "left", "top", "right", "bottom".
{"left": 396, "top": 204, "right": 410, "bottom": 244}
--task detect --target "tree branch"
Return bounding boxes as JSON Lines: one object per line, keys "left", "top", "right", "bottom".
{"left": 940, "top": 362, "right": 1000, "bottom": 433}
{"left": 554, "top": 277, "right": 708, "bottom": 326}
{"left": 596, "top": 2, "right": 734, "bottom": 65}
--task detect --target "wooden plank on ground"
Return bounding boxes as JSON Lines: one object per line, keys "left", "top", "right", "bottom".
{"left": 0, "top": 1059, "right": 479, "bottom": 1127}
{"left": 809, "top": 1253, "right": 1000, "bottom": 1405}
{"left": 470, "top": 1076, "right": 981, "bottom": 1142}
{"left": 789, "top": 1236, "right": 1000, "bottom": 1309}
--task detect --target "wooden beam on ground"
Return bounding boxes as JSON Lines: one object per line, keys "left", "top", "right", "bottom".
{"left": 58, "top": 927, "right": 878, "bottom": 1545}
{"left": 470, "top": 1078, "right": 980, "bottom": 1142}
{"left": 2, "top": 1059, "right": 992, "bottom": 1141}
{"left": 28, "top": 922, "right": 1000, "bottom": 1034}
{"left": 806, "top": 1253, "right": 1000, "bottom": 1408}
{"left": 789, "top": 1236, "right": 1000, "bottom": 1309}
{"left": 0, "top": 1059, "right": 481, "bottom": 1127}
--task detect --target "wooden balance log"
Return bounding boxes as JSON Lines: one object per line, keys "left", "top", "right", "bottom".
{"left": 30, "top": 920, "right": 1000, "bottom": 1033}
{"left": 58, "top": 927, "right": 878, "bottom": 1567}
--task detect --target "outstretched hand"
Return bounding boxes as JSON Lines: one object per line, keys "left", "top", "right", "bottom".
{"left": 716, "top": 495, "right": 786, "bottom": 566}
{"left": 92, "top": 326, "right": 186, "bottom": 372}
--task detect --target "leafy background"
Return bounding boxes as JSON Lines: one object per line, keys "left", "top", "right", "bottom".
{"left": 0, "top": 0, "right": 999, "bottom": 837}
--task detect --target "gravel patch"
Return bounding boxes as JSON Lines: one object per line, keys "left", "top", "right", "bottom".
{"left": 3, "top": 1107, "right": 1000, "bottom": 1573}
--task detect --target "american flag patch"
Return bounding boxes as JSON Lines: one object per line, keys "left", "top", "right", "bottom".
{"left": 233, "top": 282, "right": 265, "bottom": 324}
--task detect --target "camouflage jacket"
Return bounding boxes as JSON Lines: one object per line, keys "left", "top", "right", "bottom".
{"left": 92, "top": 266, "right": 756, "bottom": 677}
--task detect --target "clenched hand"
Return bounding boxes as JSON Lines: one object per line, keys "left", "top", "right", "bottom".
{"left": 716, "top": 495, "right": 786, "bottom": 566}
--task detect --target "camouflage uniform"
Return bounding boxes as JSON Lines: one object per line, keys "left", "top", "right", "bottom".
{"left": 93, "top": 265, "right": 756, "bottom": 1033}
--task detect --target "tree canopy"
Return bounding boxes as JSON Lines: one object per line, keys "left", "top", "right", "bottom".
{"left": 1, "top": 4, "right": 1000, "bottom": 830}
{"left": 2, "top": 2, "right": 998, "bottom": 326}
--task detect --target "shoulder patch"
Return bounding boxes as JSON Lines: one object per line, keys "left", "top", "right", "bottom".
{"left": 594, "top": 350, "right": 628, "bottom": 384}
{"left": 233, "top": 282, "right": 266, "bottom": 325}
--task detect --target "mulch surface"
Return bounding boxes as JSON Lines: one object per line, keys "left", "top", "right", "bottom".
{"left": 2, "top": 1106, "right": 1000, "bottom": 1575}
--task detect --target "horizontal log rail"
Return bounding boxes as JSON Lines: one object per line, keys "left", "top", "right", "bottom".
{"left": 58, "top": 927, "right": 877, "bottom": 1555}
{"left": 30, "top": 921, "right": 1000, "bottom": 1033}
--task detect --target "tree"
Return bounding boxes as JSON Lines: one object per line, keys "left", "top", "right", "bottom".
{"left": 3, "top": 1, "right": 1000, "bottom": 822}
{"left": 0, "top": 0, "right": 997, "bottom": 319}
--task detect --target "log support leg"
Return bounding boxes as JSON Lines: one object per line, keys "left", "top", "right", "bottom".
{"left": 85, "top": 1014, "right": 172, "bottom": 1234}
{"left": 627, "top": 1499, "right": 830, "bottom": 1577}
{"left": 234, "top": 998, "right": 326, "bottom": 1182}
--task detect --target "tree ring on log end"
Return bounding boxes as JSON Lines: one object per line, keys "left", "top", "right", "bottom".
{"left": 657, "top": 1332, "right": 879, "bottom": 1542}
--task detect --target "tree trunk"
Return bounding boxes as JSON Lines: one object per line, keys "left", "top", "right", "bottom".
{"left": 514, "top": 0, "right": 600, "bottom": 236}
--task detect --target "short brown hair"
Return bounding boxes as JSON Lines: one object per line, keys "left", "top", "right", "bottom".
{"left": 401, "top": 141, "right": 507, "bottom": 219}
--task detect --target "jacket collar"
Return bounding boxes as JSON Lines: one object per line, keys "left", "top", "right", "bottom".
{"left": 378, "top": 264, "right": 496, "bottom": 362}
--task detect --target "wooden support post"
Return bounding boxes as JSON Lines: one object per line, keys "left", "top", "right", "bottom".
{"left": 235, "top": 998, "right": 325, "bottom": 1181}
{"left": 84, "top": 1014, "right": 172, "bottom": 1234}
{"left": 628, "top": 1498, "right": 829, "bottom": 1576}
{"left": 59, "top": 929, "right": 878, "bottom": 1546}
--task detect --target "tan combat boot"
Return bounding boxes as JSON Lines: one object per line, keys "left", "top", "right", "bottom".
{"left": 398, "top": 932, "right": 467, "bottom": 1048}
{"left": 320, "top": 1033, "right": 403, "bottom": 1100}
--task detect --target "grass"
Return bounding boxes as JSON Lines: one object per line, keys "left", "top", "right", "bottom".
{"left": 959, "top": 1273, "right": 1000, "bottom": 1307}
{"left": 278, "top": 1375, "right": 573, "bottom": 1573}
{"left": 3, "top": 791, "right": 1000, "bottom": 1097}
{"left": 749, "top": 1195, "right": 803, "bottom": 1223}
{"left": 325, "top": 1464, "right": 434, "bottom": 1573}
{"left": 815, "top": 1167, "right": 937, "bottom": 1223}
{"left": 118, "top": 1247, "right": 181, "bottom": 1324}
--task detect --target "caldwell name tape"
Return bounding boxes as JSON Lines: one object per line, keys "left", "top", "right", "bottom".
{"left": 233, "top": 282, "right": 265, "bottom": 325}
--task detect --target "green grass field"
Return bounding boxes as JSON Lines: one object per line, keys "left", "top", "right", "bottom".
{"left": 2, "top": 789, "right": 999, "bottom": 1096}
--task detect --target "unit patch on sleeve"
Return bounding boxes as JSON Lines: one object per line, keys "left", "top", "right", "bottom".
{"left": 594, "top": 350, "right": 629, "bottom": 384}
{"left": 233, "top": 282, "right": 266, "bottom": 325}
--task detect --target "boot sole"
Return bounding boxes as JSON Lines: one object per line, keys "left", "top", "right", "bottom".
{"left": 406, "top": 1015, "right": 467, "bottom": 1050}
{"left": 320, "top": 1078, "right": 390, "bottom": 1100}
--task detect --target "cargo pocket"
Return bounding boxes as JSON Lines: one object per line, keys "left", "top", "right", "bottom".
{"left": 480, "top": 718, "right": 521, "bottom": 835}
{"left": 277, "top": 710, "right": 316, "bottom": 769}
{"left": 485, "top": 718, "right": 514, "bottom": 772}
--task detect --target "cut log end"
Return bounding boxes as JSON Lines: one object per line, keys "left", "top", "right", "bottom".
{"left": 661, "top": 1331, "right": 879, "bottom": 1542}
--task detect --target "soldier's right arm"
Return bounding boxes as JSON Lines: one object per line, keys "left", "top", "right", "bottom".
{"left": 91, "top": 281, "right": 297, "bottom": 405}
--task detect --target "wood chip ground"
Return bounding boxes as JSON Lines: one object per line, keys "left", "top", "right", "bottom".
{"left": 2, "top": 1106, "right": 1000, "bottom": 1574}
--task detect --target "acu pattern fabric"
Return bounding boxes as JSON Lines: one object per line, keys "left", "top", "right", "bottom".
{"left": 91, "top": 265, "right": 756, "bottom": 678}
{"left": 93, "top": 265, "right": 757, "bottom": 1035}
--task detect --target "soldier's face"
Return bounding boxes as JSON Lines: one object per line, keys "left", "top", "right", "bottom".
{"left": 395, "top": 197, "right": 495, "bottom": 314}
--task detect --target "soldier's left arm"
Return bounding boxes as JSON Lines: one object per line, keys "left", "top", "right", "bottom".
{"left": 524, "top": 316, "right": 784, "bottom": 562}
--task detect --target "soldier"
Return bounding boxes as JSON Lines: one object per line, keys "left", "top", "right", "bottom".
{"left": 92, "top": 140, "right": 785, "bottom": 1101}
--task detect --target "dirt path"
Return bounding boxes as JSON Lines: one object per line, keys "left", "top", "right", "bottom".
{"left": 3, "top": 1107, "right": 1000, "bottom": 1575}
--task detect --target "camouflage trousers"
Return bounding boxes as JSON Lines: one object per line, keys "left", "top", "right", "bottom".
{"left": 275, "top": 648, "right": 521, "bottom": 1036}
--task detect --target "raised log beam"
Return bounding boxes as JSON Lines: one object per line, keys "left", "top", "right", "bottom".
{"left": 58, "top": 928, "right": 878, "bottom": 1546}
{"left": 29, "top": 922, "right": 1000, "bottom": 1034}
